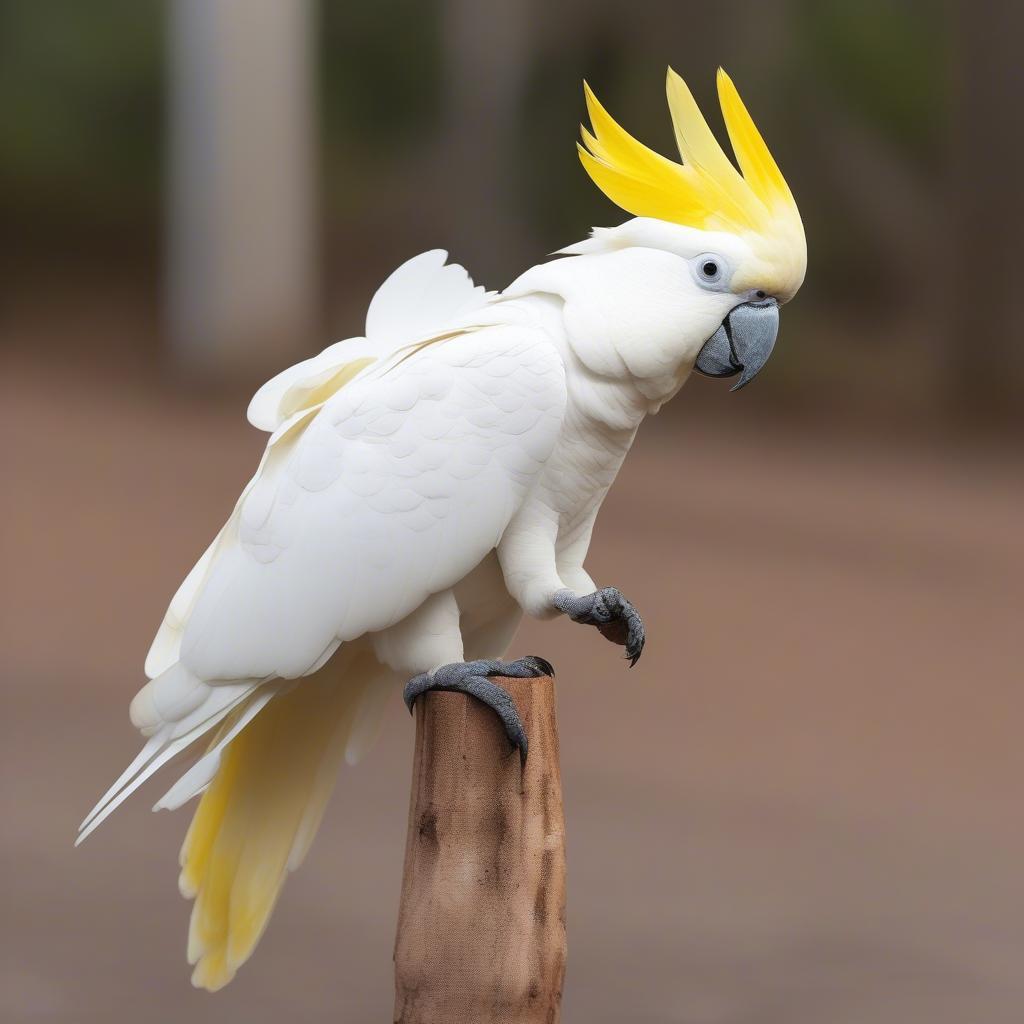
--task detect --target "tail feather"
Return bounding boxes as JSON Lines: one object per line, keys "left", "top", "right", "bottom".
{"left": 181, "top": 657, "right": 373, "bottom": 991}
{"left": 77, "top": 651, "right": 393, "bottom": 990}
{"left": 288, "top": 707, "right": 352, "bottom": 871}
{"left": 343, "top": 669, "right": 394, "bottom": 767}
{"left": 77, "top": 670, "right": 262, "bottom": 845}
{"left": 153, "top": 687, "right": 277, "bottom": 812}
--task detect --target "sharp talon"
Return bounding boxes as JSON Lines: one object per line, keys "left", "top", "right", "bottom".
{"left": 402, "top": 660, "right": 536, "bottom": 762}
{"left": 557, "top": 586, "right": 646, "bottom": 667}
{"left": 524, "top": 654, "right": 555, "bottom": 677}
{"left": 403, "top": 671, "right": 435, "bottom": 713}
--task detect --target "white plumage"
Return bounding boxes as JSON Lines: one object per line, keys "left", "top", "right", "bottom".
{"left": 79, "top": 75, "right": 806, "bottom": 987}
{"left": 79, "top": 251, "right": 573, "bottom": 988}
{"left": 78, "top": 228, "right": 778, "bottom": 987}
{"left": 83, "top": 250, "right": 555, "bottom": 809}
{"left": 79, "top": 68, "right": 807, "bottom": 991}
{"left": 79, "top": 227, "right": 773, "bottom": 983}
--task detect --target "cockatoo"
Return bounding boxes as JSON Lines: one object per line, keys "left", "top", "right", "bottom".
{"left": 79, "top": 68, "right": 806, "bottom": 990}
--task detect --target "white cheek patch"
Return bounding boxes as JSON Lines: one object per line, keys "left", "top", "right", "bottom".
{"left": 511, "top": 247, "right": 733, "bottom": 381}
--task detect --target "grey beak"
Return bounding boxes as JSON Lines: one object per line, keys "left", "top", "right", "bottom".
{"left": 694, "top": 298, "right": 779, "bottom": 391}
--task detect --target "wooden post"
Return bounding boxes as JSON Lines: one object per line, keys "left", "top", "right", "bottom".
{"left": 394, "top": 676, "right": 566, "bottom": 1024}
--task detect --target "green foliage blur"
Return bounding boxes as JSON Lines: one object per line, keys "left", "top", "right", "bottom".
{"left": 0, "top": 1, "right": 162, "bottom": 242}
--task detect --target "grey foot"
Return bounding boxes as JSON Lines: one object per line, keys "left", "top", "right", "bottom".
{"left": 553, "top": 587, "right": 646, "bottom": 666}
{"left": 403, "top": 656, "right": 554, "bottom": 765}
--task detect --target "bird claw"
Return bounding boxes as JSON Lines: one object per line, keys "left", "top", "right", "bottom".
{"left": 554, "top": 586, "right": 646, "bottom": 666}
{"left": 403, "top": 656, "right": 554, "bottom": 766}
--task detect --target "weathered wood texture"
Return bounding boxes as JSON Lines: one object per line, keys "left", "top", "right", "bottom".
{"left": 394, "top": 676, "right": 566, "bottom": 1024}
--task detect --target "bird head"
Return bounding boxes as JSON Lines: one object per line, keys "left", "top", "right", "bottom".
{"left": 565, "top": 68, "right": 806, "bottom": 391}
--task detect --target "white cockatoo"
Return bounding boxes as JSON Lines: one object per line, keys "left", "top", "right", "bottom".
{"left": 79, "top": 68, "right": 806, "bottom": 990}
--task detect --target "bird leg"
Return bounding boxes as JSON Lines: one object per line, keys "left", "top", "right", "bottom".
{"left": 403, "top": 656, "right": 554, "bottom": 765}
{"left": 553, "top": 587, "right": 645, "bottom": 665}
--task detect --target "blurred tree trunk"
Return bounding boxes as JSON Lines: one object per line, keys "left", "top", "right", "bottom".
{"left": 437, "top": 0, "right": 534, "bottom": 283}
{"left": 949, "top": 1, "right": 1024, "bottom": 421}
{"left": 166, "top": 0, "right": 318, "bottom": 380}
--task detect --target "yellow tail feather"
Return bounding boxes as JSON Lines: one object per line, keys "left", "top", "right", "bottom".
{"left": 180, "top": 657, "right": 372, "bottom": 991}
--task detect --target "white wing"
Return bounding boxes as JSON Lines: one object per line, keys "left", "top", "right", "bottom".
{"left": 146, "top": 251, "right": 492, "bottom": 678}
{"left": 247, "top": 249, "right": 492, "bottom": 433}
{"left": 178, "top": 323, "right": 565, "bottom": 682}
{"left": 364, "top": 248, "right": 492, "bottom": 349}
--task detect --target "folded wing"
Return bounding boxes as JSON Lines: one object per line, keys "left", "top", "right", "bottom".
{"left": 179, "top": 322, "right": 566, "bottom": 682}
{"left": 146, "top": 251, "right": 495, "bottom": 679}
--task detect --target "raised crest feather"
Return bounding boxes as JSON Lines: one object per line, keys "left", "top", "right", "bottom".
{"left": 578, "top": 67, "right": 806, "bottom": 299}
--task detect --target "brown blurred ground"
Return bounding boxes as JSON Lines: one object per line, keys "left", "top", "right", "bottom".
{"left": 3, "top": 302, "right": 1022, "bottom": 1024}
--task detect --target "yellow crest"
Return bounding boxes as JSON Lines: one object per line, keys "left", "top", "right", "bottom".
{"left": 579, "top": 68, "right": 806, "bottom": 296}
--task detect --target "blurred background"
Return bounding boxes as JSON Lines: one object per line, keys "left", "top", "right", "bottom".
{"left": 2, "top": 1, "right": 1022, "bottom": 1021}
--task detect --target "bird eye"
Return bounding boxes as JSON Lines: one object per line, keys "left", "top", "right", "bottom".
{"left": 693, "top": 253, "right": 727, "bottom": 288}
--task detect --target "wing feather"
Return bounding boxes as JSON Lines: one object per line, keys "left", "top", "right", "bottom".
{"left": 180, "top": 324, "right": 565, "bottom": 683}
{"left": 148, "top": 252, "right": 494, "bottom": 677}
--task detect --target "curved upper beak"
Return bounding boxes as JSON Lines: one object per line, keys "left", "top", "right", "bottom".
{"left": 694, "top": 298, "right": 779, "bottom": 391}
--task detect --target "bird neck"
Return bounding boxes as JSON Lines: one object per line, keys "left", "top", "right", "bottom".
{"left": 488, "top": 289, "right": 676, "bottom": 433}
{"left": 498, "top": 249, "right": 708, "bottom": 417}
